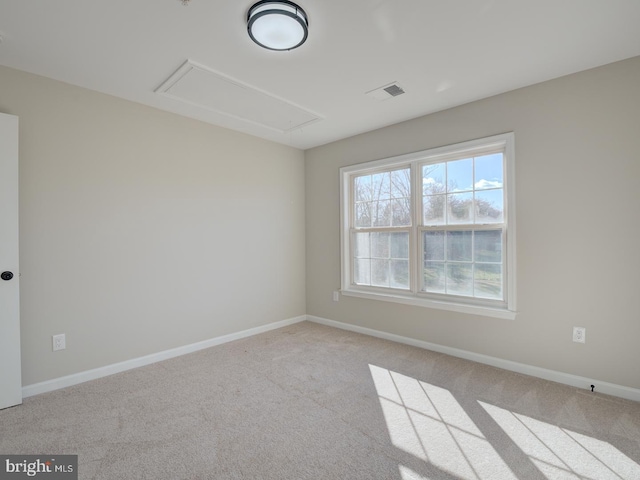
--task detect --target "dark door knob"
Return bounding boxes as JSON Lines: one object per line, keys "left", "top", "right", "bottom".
{"left": 1, "top": 271, "right": 14, "bottom": 281}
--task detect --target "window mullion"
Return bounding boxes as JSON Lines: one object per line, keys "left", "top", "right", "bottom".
{"left": 411, "top": 161, "right": 420, "bottom": 294}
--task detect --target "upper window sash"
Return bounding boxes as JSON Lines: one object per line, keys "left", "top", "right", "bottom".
{"left": 351, "top": 165, "right": 412, "bottom": 230}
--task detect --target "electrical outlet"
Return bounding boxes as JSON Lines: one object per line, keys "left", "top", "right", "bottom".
{"left": 333, "top": 290, "right": 340, "bottom": 302}
{"left": 53, "top": 334, "right": 66, "bottom": 351}
{"left": 572, "top": 327, "right": 586, "bottom": 344}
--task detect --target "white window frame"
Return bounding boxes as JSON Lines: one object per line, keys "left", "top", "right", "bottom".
{"left": 340, "top": 133, "right": 516, "bottom": 320}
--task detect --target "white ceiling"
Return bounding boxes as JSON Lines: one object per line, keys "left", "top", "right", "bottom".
{"left": 1, "top": 0, "right": 639, "bottom": 150}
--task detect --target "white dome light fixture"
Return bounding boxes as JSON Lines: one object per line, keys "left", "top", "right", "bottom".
{"left": 247, "top": 1, "right": 308, "bottom": 51}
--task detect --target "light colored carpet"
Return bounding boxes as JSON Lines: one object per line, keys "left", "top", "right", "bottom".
{"left": 1, "top": 321, "right": 639, "bottom": 479}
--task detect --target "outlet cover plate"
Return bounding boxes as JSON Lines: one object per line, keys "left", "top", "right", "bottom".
{"left": 53, "top": 334, "right": 66, "bottom": 351}
{"left": 572, "top": 327, "right": 586, "bottom": 343}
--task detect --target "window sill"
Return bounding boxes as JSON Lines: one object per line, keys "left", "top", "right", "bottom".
{"left": 341, "top": 288, "right": 516, "bottom": 320}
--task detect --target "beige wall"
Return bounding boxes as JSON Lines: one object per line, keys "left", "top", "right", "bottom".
{"left": 305, "top": 56, "right": 640, "bottom": 390}
{"left": 0, "top": 65, "right": 306, "bottom": 386}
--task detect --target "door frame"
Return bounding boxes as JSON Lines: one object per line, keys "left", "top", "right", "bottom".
{"left": 0, "top": 112, "right": 22, "bottom": 410}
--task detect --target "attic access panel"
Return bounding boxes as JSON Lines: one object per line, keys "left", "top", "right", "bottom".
{"left": 156, "top": 60, "right": 322, "bottom": 133}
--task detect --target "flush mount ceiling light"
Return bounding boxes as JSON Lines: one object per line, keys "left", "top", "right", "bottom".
{"left": 247, "top": 1, "right": 309, "bottom": 51}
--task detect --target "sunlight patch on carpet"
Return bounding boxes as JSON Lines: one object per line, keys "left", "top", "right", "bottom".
{"left": 369, "top": 364, "right": 517, "bottom": 480}
{"left": 479, "top": 401, "right": 640, "bottom": 480}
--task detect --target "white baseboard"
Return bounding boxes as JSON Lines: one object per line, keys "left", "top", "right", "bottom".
{"left": 22, "top": 315, "right": 307, "bottom": 398}
{"left": 306, "top": 315, "right": 640, "bottom": 403}
{"left": 22, "top": 314, "right": 640, "bottom": 403}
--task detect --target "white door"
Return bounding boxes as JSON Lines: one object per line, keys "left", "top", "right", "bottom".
{"left": 0, "top": 112, "right": 22, "bottom": 410}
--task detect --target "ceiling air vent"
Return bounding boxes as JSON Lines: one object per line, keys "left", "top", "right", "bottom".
{"left": 365, "top": 82, "right": 406, "bottom": 101}
{"left": 383, "top": 84, "right": 405, "bottom": 97}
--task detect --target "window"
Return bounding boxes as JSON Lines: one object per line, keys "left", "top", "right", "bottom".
{"left": 340, "top": 133, "right": 516, "bottom": 319}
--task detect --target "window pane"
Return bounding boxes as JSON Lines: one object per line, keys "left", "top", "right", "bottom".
{"left": 355, "top": 202, "right": 372, "bottom": 228}
{"left": 372, "top": 172, "right": 390, "bottom": 200}
{"left": 475, "top": 264, "right": 502, "bottom": 299}
{"left": 424, "top": 194, "right": 446, "bottom": 225}
{"left": 390, "top": 232, "right": 409, "bottom": 259}
{"left": 447, "top": 158, "right": 473, "bottom": 192}
{"left": 371, "top": 232, "right": 390, "bottom": 258}
{"left": 475, "top": 153, "right": 503, "bottom": 190}
{"left": 392, "top": 198, "right": 411, "bottom": 226}
{"left": 354, "top": 232, "right": 370, "bottom": 258}
{"left": 446, "top": 263, "right": 473, "bottom": 296}
{"left": 423, "top": 231, "right": 445, "bottom": 261}
{"left": 448, "top": 192, "right": 474, "bottom": 224}
{"left": 354, "top": 259, "right": 371, "bottom": 285}
{"left": 423, "top": 163, "right": 446, "bottom": 195}
{"left": 390, "top": 260, "right": 409, "bottom": 289}
{"left": 373, "top": 200, "right": 391, "bottom": 226}
{"left": 423, "top": 262, "right": 445, "bottom": 293}
{"left": 475, "top": 189, "right": 503, "bottom": 224}
{"left": 391, "top": 168, "right": 411, "bottom": 199}
{"left": 355, "top": 175, "right": 372, "bottom": 201}
{"left": 474, "top": 230, "right": 502, "bottom": 263}
{"left": 447, "top": 231, "right": 472, "bottom": 261}
{"left": 371, "top": 259, "right": 389, "bottom": 287}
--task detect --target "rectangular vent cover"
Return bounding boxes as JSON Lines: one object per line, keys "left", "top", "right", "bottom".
{"left": 156, "top": 60, "right": 322, "bottom": 133}
{"left": 383, "top": 84, "right": 405, "bottom": 96}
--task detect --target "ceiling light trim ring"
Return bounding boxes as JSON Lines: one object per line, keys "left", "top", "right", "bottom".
{"left": 247, "top": 0, "right": 309, "bottom": 51}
